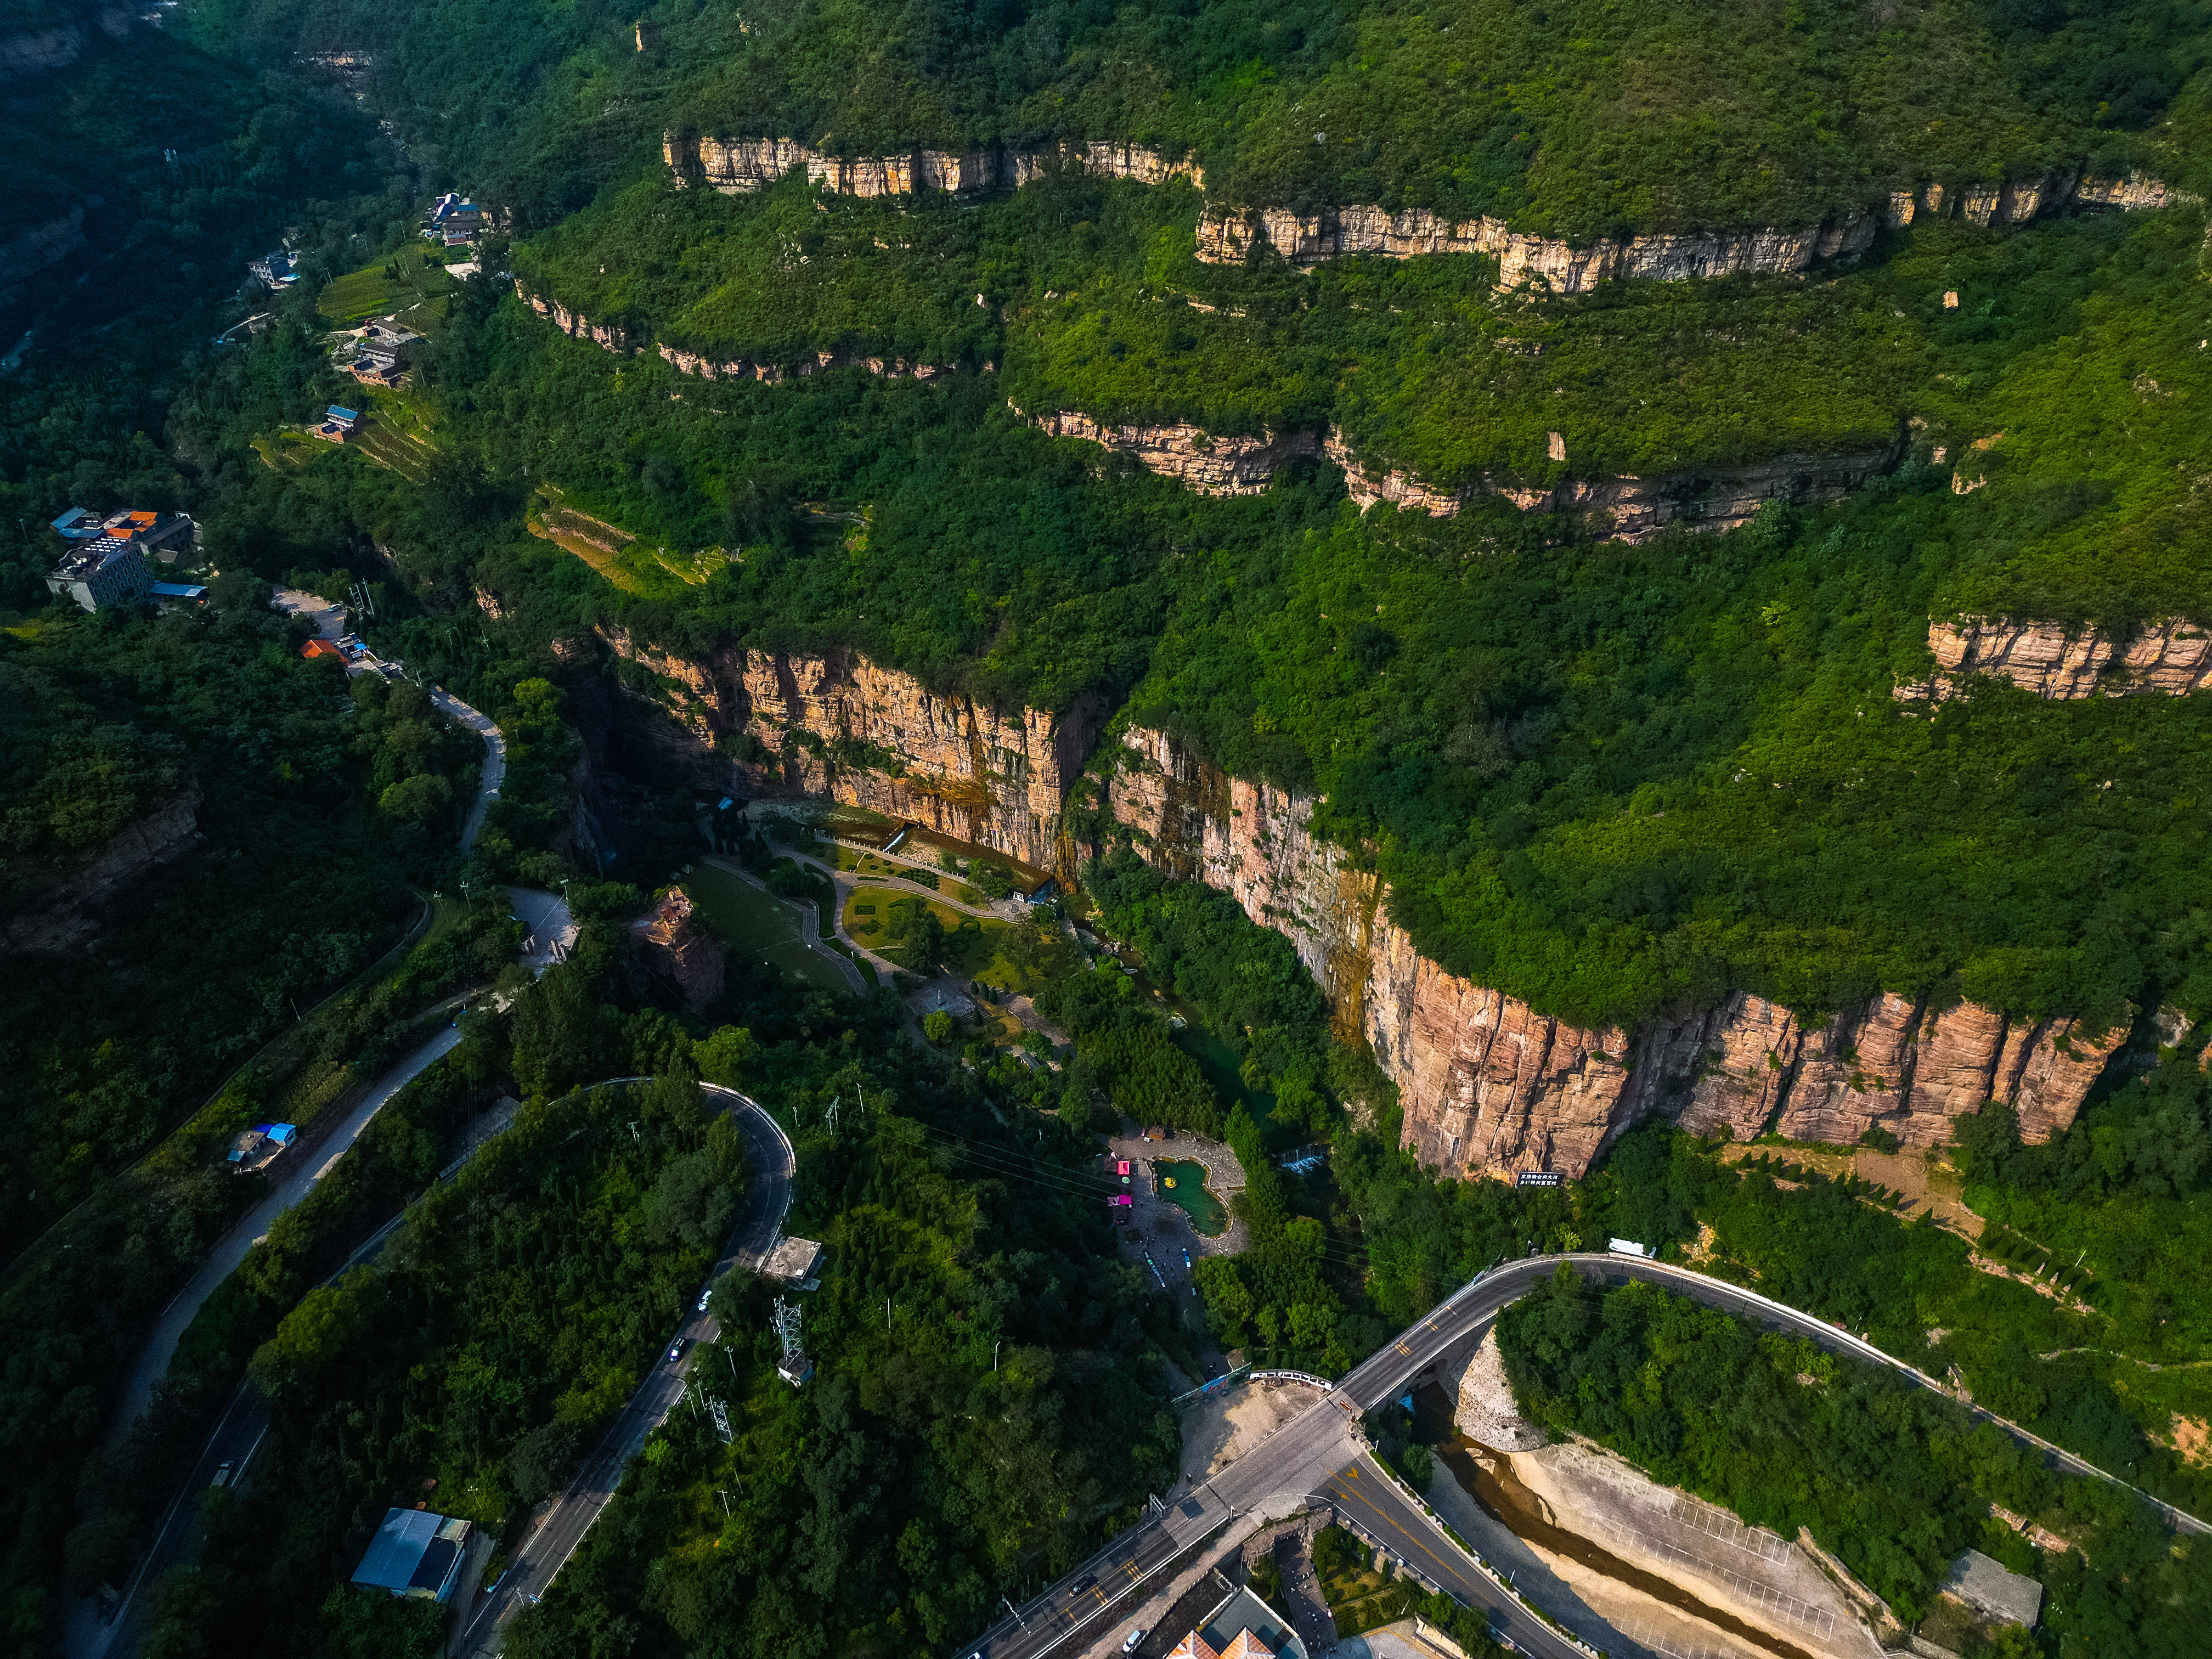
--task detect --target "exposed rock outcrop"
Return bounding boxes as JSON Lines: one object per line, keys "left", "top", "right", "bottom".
{"left": 1455, "top": 1330, "right": 1548, "bottom": 1452}
{"left": 1199, "top": 168, "right": 2175, "bottom": 285}
{"left": 579, "top": 631, "right": 2130, "bottom": 1175}
{"left": 516, "top": 284, "right": 984, "bottom": 382}
{"left": 657, "top": 341, "right": 967, "bottom": 384}
{"left": 1325, "top": 429, "right": 1900, "bottom": 537}
{"left": 1898, "top": 617, "right": 2212, "bottom": 701}
{"left": 514, "top": 284, "right": 638, "bottom": 354}
{"left": 591, "top": 629, "right": 1099, "bottom": 871}
{"left": 2, "top": 790, "right": 201, "bottom": 954}
{"left": 1105, "top": 728, "right": 2124, "bottom": 1176}
{"left": 1027, "top": 410, "right": 1319, "bottom": 496}
{"left": 663, "top": 133, "right": 1203, "bottom": 197}
{"left": 630, "top": 886, "right": 724, "bottom": 1008}
{"left": 1197, "top": 204, "right": 1880, "bottom": 291}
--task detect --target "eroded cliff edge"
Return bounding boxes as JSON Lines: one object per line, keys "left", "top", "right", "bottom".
{"left": 586, "top": 620, "right": 2124, "bottom": 1181}
{"left": 1102, "top": 730, "right": 2121, "bottom": 1179}
{"left": 587, "top": 625, "right": 1098, "bottom": 872}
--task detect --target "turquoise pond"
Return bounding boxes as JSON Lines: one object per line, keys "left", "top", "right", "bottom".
{"left": 1154, "top": 1159, "right": 1228, "bottom": 1236}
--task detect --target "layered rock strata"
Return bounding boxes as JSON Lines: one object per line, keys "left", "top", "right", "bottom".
{"left": 629, "top": 886, "right": 724, "bottom": 1008}
{"left": 2, "top": 789, "right": 202, "bottom": 953}
{"left": 1325, "top": 430, "right": 1900, "bottom": 537}
{"left": 590, "top": 628, "right": 1098, "bottom": 871}
{"left": 577, "top": 624, "right": 2131, "bottom": 1176}
{"left": 1898, "top": 617, "right": 2212, "bottom": 701}
{"left": 1028, "top": 410, "right": 1319, "bottom": 495}
{"left": 1198, "top": 205, "right": 1880, "bottom": 290}
{"left": 1105, "top": 728, "right": 2124, "bottom": 1177}
{"left": 517, "top": 284, "right": 985, "bottom": 382}
{"left": 664, "top": 132, "right": 2175, "bottom": 291}
{"left": 663, "top": 134, "right": 1203, "bottom": 197}
{"left": 515, "top": 285, "right": 637, "bottom": 354}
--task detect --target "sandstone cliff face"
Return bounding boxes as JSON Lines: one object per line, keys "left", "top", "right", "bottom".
{"left": 1195, "top": 204, "right": 1880, "bottom": 291}
{"left": 1029, "top": 410, "right": 1319, "bottom": 495}
{"left": 2, "top": 789, "right": 201, "bottom": 953}
{"left": 663, "top": 134, "right": 1203, "bottom": 198}
{"left": 658, "top": 341, "right": 971, "bottom": 384}
{"left": 1898, "top": 617, "right": 2212, "bottom": 701}
{"left": 662, "top": 133, "right": 2176, "bottom": 293}
{"left": 515, "top": 284, "right": 638, "bottom": 354}
{"left": 592, "top": 628, "right": 1099, "bottom": 872}
{"left": 1107, "top": 727, "right": 2124, "bottom": 1177}
{"left": 630, "top": 886, "right": 725, "bottom": 1008}
{"left": 518, "top": 284, "right": 986, "bottom": 381}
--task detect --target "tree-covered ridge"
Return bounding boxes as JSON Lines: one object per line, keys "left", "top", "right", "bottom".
{"left": 421, "top": 184, "right": 2212, "bottom": 1034}
{"left": 192, "top": 0, "right": 2205, "bottom": 240}
{"left": 1497, "top": 1271, "right": 2211, "bottom": 1650}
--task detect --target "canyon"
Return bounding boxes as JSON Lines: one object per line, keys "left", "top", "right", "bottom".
{"left": 1899, "top": 617, "right": 2212, "bottom": 700}
{"left": 584, "top": 622, "right": 2128, "bottom": 1178}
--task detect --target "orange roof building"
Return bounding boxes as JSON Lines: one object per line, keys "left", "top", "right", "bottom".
{"left": 302, "top": 638, "right": 344, "bottom": 660}
{"left": 1166, "top": 1585, "right": 1304, "bottom": 1659}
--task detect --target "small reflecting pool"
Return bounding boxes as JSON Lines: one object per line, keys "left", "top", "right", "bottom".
{"left": 1154, "top": 1159, "right": 1227, "bottom": 1236}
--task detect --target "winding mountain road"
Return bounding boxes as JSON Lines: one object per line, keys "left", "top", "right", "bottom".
{"left": 456, "top": 1082, "right": 795, "bottom": 1655}
{"left": 962, "top": 1252, "right": 2209, "bottom": 1659}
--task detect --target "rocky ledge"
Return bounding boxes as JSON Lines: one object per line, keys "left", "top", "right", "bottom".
{"left": 663, "top": 134, "right": 1203, "bottom": 198}
{"left": 629, "top": 886, "right": 725, "bottom": 1008}
{"left": 589, "top": 627, "right": 1098, "bottom": 872}
{"left": 662, "top": 132, "right": 2177, "bottom": 294}
{"left": 1898, "top": 617, "right": 2212, "bottom": 701}
{"left": 575, "top": 629, "right": 2132, "bottom": 1180}
{"left": 1026, "top": 410, "right": 1319, "bottom": 496}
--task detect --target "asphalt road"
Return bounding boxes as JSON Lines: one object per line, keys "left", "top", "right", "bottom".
{"left": 456, "top": 1084, "right": 795, "bottom": 1655}
{"left": 961, "top": 1251, "right": 2209, "bottom": 1659}
{"left": 100, "top": 1025, "right": 466, "bottom": 1459}
{"left": 1317, "top": 1453, "right": 1584, "bottom": 1659}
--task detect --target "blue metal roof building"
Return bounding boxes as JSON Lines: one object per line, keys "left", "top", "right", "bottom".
{"left": 351, "top": 1508, "right": 473, "bottom": 1601}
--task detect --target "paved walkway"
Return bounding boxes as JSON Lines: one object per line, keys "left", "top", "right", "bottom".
{"left": 1105, "top": 1125, "right": 1252, "bottom": 1283}
{"left": 274, "top": 590, "right": 507, "bottom": 854}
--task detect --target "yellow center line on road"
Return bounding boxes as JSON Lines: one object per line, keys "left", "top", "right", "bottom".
{"left": 1328, "top": 1466, "right": 1485, "bottom": 1602}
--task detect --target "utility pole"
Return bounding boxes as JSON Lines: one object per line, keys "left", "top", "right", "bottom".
{"left": 994, "top": 1340, "right": 1002, "bottom": 1372}
{"left": 1002, "top": 1596, "right": 1026, "bottom": 1629}
{"left": 717, "top": 1489, "right": 732, "bottom": 1516}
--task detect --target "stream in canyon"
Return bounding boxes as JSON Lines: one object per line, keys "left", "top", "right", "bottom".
{"left": 1410, "top": 1384, "right": 1818, "bottom": 1659}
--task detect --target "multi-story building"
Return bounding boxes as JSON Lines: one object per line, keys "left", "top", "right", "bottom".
{"left": 47, "top": 538, "right": 155, "bottom": 612}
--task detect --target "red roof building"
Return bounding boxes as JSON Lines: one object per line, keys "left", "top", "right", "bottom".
{"left": 302, "top": 638, "right": 343, "bottom": 661}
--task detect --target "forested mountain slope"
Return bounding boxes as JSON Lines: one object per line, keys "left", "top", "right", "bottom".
{"left": 195, "top": 0, "right": 2212, "bottom": 236}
